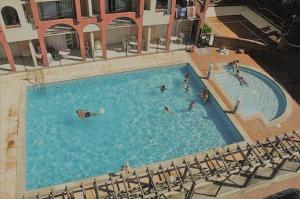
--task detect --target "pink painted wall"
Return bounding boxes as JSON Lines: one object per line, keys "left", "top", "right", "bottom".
{"left": 0, "top": 25, "right": 16, "bottom": 71}
{"left": 24, "top": 0, "right": 209, "bottom": 67}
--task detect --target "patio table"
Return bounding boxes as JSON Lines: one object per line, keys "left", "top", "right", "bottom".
{"left": 171, "top": 36, "right": 177, "bottom": 42}
{"left": 129, "top": 41, "right": 138, "bottom": 49}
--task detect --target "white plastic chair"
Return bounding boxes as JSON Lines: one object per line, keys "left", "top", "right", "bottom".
{"left": 176, "top": 33, "right": 185, "bottom": 44}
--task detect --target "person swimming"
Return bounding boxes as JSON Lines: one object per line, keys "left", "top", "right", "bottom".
{"left": 160, "top": 84, "right": 167, "bottom": 92}
{"left": 234, "top": 70, "right": 248, "bottom": 87}
{"left": 76, "top": 109, "right": 101, "bottom": 120}
{"left": 188, "top": 100, "right": 196, "bottom": 111}
{"left": 164, "top": 106, "right": 172, "bottom": 114}
{"left": 184, "top": 84, "right": 190, "bottom": 95}
{"left": 184, "top": 73, "right": 190, "bottom": 81}
{"left": 199, "top": 88, "right": 209, "bottom": 104}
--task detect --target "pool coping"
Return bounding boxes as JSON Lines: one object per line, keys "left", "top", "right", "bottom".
{"left": 210, "top": 63, "right": 293, "bottom": 127}
{"left": 13, "top": 53, "right": 251, "bottom": 198}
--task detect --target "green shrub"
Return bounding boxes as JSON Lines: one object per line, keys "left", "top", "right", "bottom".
{"left": 203, "top": 24, "right": 212, "bottom": 33}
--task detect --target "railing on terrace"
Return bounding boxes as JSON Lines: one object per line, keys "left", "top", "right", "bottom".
{"left": 175, "top": 6, "right": 199, "bottom": 20}
{"left": 244, "top": 0, "right": 289, "bottom": 31}
{"left": 208, "top": 0, "right": 295, "bottom": 31}
{"left": 23, "top": 131, "right": 300, "bottom": 199}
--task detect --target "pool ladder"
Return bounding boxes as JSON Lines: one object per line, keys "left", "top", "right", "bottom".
{"left": 26, "top": 68, "right": 45, "bottom": 87}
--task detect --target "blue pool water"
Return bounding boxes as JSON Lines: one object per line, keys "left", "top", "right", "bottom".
{"left": 213, "top": 66, "right": 286, "bottom": 121}
{"left": 26, "top": 64, "right": 242, "bottom": 190}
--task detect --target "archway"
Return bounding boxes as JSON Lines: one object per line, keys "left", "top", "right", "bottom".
{"left": 1, "top": 6, "right": 20, "bottom": 28}
{"left": 106, "top": 17, "right": 140, "bottom": 58}
{"left": 39, "top": 24, "right": 85, "bottom": 66}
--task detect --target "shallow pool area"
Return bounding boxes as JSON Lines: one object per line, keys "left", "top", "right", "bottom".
{"left": 213, "top": 65, "right": 287, "bottom": 121}
{"left": 25, "top": 64, "right": 243, "bottom": 190}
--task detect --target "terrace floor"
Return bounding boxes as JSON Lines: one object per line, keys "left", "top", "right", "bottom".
{"left": 206, "top": 15, "right": 278, "bottom": 46}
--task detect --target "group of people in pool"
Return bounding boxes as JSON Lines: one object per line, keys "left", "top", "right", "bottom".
{"left": 75, "top": 73, "right": 210, "bottom": 119}
{"left": 162, "top": 73, "right": 209, "bottom": 114}
{"left": 231, "top": 60, "right": 248, "bottom": 87}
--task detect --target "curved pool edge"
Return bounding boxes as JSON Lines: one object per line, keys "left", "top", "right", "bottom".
{"left": 187, "top": 63, "right": 253, "bottom": 144}
{"left": 213, "top": 63, "right": 293, "bottom": 127}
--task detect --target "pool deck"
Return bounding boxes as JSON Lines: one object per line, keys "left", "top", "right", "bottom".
{"left": 0, "top": 49, "right": 300, "bottom": 199}
{"left": 190, "top": 48, "right": 300, "bottom": 140}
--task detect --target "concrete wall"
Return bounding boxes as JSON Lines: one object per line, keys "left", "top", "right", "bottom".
{"left": 107, "top": 26, "right": 138, "bottom": 44}
{"left": 0, "top": 0, "right": 38, "bottom": 42}
{"left": 45, "top": 34, "right": 68, "bottom": 50}
{"left": 143, "top": 10, "right": 170, "bottom": 26}
{"left": 150, "top": 24, "right": 167, "bottom": 41}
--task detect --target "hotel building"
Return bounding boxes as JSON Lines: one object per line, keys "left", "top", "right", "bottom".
{"left": 0, "top": 0, "right": 210, "bottom": 72}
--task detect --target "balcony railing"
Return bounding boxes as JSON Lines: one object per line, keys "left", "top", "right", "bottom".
{"left": 175, "top": 6, "right": 198, "bottom": 20}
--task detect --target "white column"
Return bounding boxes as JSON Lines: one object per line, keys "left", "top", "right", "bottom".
{"left": 28, "top": 40, "right": 38, "bottom": 67}
{"left": 151, "top": 0, "right": 156, "bottom": 11}
{"left": 90, "top": 32, "right": 95, "bottom": 58}
{"left": 144, "top": 27, "right": 151, "bottom": 51}
{"left": 87, "top": 0, "right": 93, "bottom": 17}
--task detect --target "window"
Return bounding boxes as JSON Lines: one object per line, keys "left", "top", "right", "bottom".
{"left": 1, "top": 6, "right": 20, "bottom": 27}
{"left": 39, "top": 0, "right": 75, "bottom": 20}
{"left": 156, "top": 0, "right": 168, "bottom": 10}
{"left": 92, "top": 0, "right": 100, "bottom": 15}
{"left": 105, "top": 0, "right": 137, "bottom": 13}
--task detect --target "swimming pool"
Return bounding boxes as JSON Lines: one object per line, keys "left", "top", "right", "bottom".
{"left": 25, "top": 64, "right": 243, "bottom": 190}
{"left": 213, "top": 65, "right": 287, "bottom": 121}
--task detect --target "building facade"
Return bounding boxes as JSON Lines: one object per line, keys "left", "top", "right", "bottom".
{"left": 0, "top": 0, "right": 210, "bottom": 72}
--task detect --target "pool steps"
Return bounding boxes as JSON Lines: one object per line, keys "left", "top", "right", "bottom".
{"left": 22, "top": 131, "right": 300, "bottom": 199}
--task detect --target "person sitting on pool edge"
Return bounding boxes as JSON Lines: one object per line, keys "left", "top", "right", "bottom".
{"left": 199, "top": 88, "right": 209, "bottom": 104}
{"left": 231, "top": 60, "right": 240, "bottom": 74}
{"left": 160, "top": 84, "right": 167, "bottom": 92}
{"left": 76, "top": 110, "right": 100, "bottom": 120}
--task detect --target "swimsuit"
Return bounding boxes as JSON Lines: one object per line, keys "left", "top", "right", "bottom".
{"left": 85, "top": 112, "right": 92, "bottom": 118}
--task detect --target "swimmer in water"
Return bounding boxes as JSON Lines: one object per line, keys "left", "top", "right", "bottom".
{"left": 199, "top": 88, "right": 209, "bottom": 104}
{"left": 188, "top": 100, "right": 196, "bottom": 111}
{"left": 164, "top": 106, "right": 172, "bottom": 114}
{"left": 160, "top": 84, "right": 167, "bottom": 92}
{"left": 184, "top": 84, "right": 190, "bottom": 95}
{"left": 76, "top": 110, "right": 101, "bottom": 120}
{"left": 184, "top": 73, "right": 190, "bottom": 81}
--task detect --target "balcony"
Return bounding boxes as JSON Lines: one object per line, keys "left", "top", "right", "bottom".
{"left": 105, "top": 0, "right": 139, "bottom": 14}
{"left": 38, "top": 0, "right": 76, "bottom": 21}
